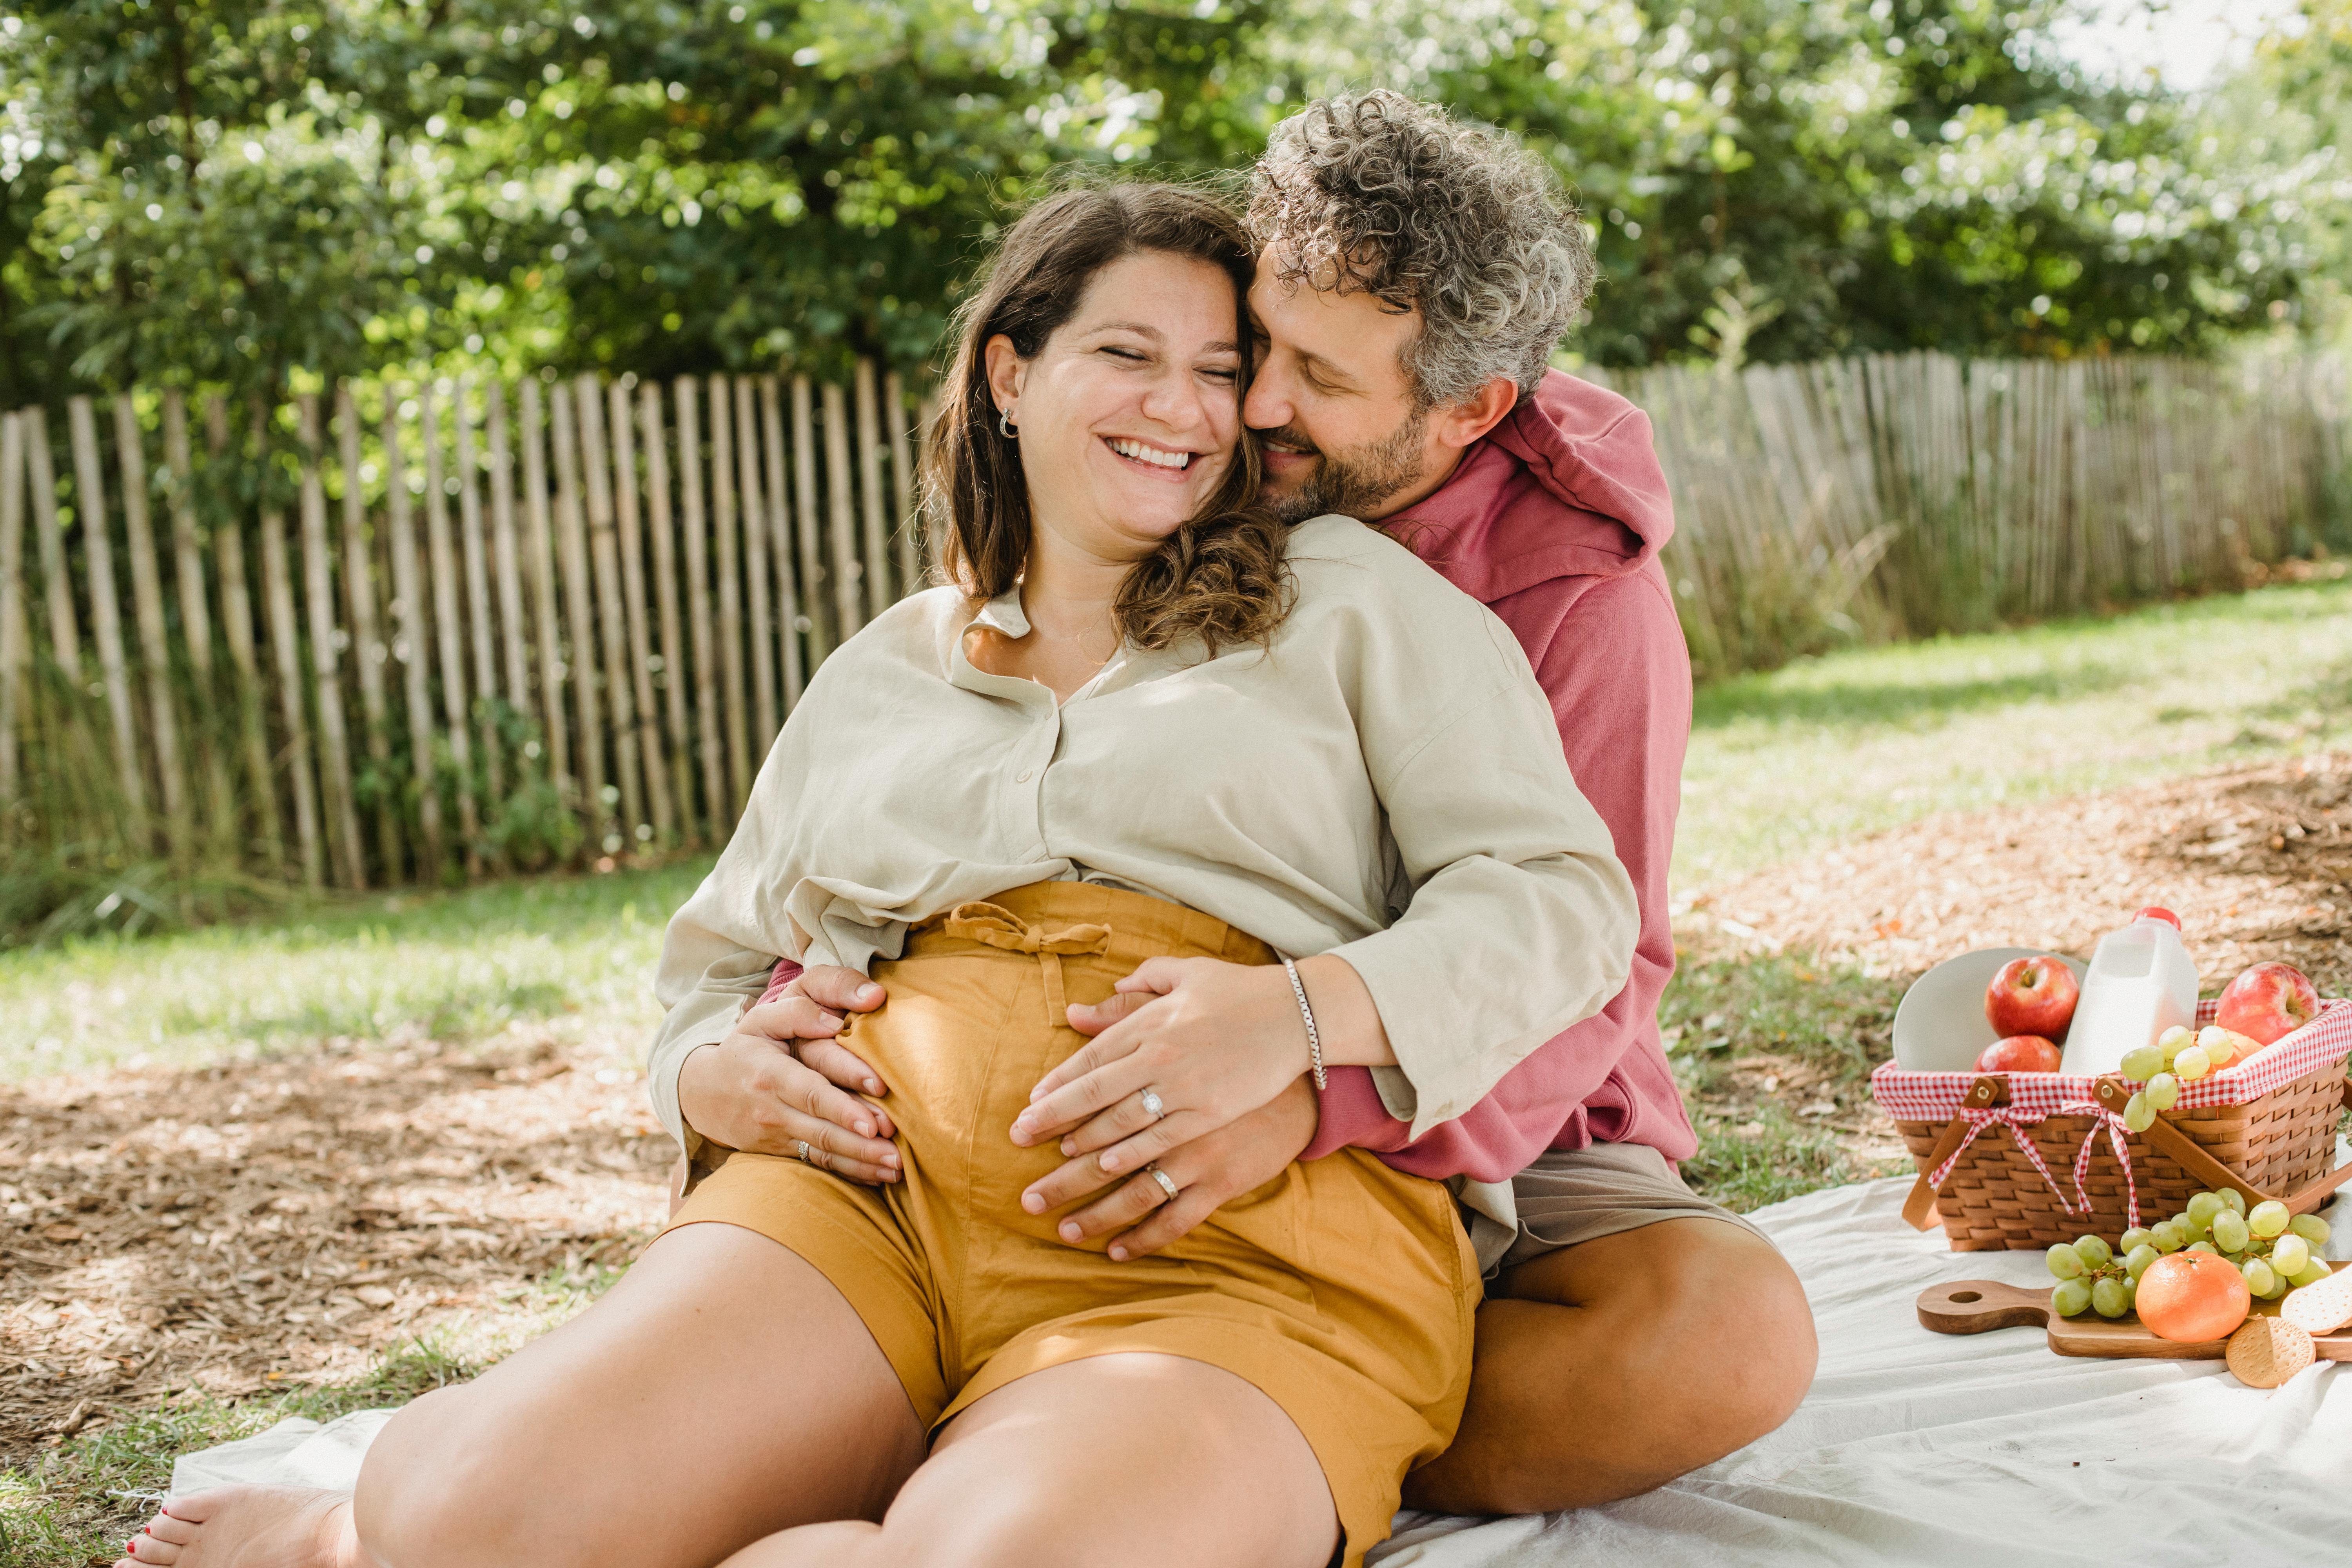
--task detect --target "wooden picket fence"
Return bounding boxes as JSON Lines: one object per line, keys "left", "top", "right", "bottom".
{"left": 1, "top": 347, "right": 2346, "bottom": 893}
{"left": 1591, "top": 348, "right": 2348, "bottom": 679}
{"left": 0, "top": 364, "right": 930, "bottom": 890}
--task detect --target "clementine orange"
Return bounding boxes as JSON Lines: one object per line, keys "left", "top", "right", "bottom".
{"left": 2136, "top": 1251, "right": 2252, "bottom": 1342}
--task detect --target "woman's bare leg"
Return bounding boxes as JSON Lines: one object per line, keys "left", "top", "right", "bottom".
{"left": 717, "top": 1354, "right": 1339, "bottom": 1568}
{"left": 119, "top": 1223, "right": 924, "bottom": 1568}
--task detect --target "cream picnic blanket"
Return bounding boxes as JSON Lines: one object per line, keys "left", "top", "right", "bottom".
{"left": 175, "top": 1173, "right": 2352, "bottom": 1565}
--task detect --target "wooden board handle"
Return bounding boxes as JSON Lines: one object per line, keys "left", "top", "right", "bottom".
{"left": 1916, "top": 1279, "right": 2052, "bottom": 1336}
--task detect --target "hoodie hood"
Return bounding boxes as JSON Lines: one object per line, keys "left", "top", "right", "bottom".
{"left": 1386, "top": 368, "right": 1676, "bottom": 604}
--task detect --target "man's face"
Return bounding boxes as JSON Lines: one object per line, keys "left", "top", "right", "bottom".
{"left": 1244, "top": 254, "right": 1447, "bottom": 524}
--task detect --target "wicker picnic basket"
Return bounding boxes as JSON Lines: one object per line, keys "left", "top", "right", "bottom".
{"left": 1871, "top": 999, "right": 2352, "bottom": 1251}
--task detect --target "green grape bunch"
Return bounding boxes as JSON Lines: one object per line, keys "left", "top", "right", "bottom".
{"left": 2116, "top": 1025, "right": 2267, "bottom": 1132}
{"left": 2043, "top": 1191, "right": 2333, "bottom": 1318}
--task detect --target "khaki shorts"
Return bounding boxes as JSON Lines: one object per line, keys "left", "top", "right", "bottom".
{"left": 1483, "top": 1141, "right": 1777, "bottom": 1276}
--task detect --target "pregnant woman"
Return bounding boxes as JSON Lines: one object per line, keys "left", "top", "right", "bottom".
{"left": 121, "top": 183, "right": 1635, "bottom": 1568}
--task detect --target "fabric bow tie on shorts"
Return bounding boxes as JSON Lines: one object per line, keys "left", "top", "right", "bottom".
{"left": 942, "top": 900, "right": 1114, "bottom": 1028}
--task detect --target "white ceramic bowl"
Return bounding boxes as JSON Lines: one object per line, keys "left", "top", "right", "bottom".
{"left": 1891, "top": 947, "right": 2089, "bottom": 1073}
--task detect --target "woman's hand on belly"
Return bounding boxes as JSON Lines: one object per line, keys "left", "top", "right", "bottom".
{"left": 677, "top": 984, "right": 902, "bottom": 1183}
{"left": 1008, "top": 957, "right": 1315, "bottom": 1174}
{"left": 1022, "top": 1071, "right": 1321, "bottom": 1260}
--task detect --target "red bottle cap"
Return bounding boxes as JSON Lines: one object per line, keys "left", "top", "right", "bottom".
{"left": 2135, "top": 906, "right": 2181, "bottom": 929}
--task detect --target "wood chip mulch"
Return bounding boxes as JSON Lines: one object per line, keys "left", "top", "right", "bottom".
{"left": 1683, "top": 751, "right": 2352, "bottom": 993}
{"left": 0, "top": 1031, "right": 671, "bottom": 1468}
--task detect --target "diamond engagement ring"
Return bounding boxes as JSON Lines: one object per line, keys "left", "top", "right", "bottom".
{"left": 1138, "top": 1088, "right": 1166, "bottom": 1122}
{"left": 1145, "top": 1163, "right": 1180, "bottom": 1202}
{"left": 795, "top": 1139, "right": 814, "bottom": 1163}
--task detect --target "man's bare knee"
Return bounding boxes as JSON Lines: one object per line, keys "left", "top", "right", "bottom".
{"left": 1544, "top": 1221, "right": 1809, "bottom": 1421}
{"left": 1422, "top": 1219, "right": 1815, "bottom": 1515}
{"left": 1657, "top": 1227, "right": 1815, "bottom": 1443}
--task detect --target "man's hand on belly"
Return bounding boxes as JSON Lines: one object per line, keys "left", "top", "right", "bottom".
{"left": 677, "top": 969, "right": 900, "bottom": 1183}
{"left": 1022, "top": 989, "right": 1321, "bottom": 1260}
{"left": 771, "top": 964, "right": 895, "bottom": 1100}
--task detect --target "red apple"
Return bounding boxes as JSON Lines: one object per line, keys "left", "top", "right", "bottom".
{"left": 2215, "top": 962, "right": 2321, "bottom": 1046}
{"left": 1985, "top": 956, "right": 2080, "bottom": 1042}
{"left": 1976, "top": 1034, "right": 2063, "bottom": 1073}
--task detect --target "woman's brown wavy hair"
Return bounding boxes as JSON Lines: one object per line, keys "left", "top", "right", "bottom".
{"left": 924, "top": 181, "right": 1294, "bottom": 654}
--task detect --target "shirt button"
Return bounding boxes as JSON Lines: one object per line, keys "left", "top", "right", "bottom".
{"left": 1016, "top": 769, "right": 1034, "bottom": 783}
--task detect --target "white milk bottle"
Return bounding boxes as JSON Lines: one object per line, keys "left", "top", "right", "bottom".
{"left": 2059, "top": 906, "right": 2200, "bottom": 1078}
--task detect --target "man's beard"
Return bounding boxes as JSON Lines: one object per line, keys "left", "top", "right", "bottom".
{"left": 1259, "top": 406, "right": 1430, "bottom": 524}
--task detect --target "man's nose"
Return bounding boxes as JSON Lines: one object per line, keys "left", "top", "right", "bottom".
{"left": 1242, "top": 366, "right": 1291, "bottom": 433}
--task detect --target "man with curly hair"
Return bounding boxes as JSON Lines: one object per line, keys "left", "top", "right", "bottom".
{"left": 1054, "top": 88, "right": 1816, "bottom": 1514}
{"left": 748, "top": 90, "right": 1816, "bottom": 1518}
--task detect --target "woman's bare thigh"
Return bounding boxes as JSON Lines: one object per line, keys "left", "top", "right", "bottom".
{"left": 719, "top": 1353, "right": 1338, "bottom": 1568}
{"left": 355, "top": 1221, "right": 926, "bottom": 1568}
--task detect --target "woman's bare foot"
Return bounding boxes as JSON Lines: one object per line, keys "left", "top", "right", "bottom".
{"left": 119, "top": 1487, "right": 361, "bottom": 1568}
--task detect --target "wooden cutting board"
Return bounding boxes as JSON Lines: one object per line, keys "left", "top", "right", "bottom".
{"left": 1918, "top": 1263, "right": 2352, "bottom": 1360}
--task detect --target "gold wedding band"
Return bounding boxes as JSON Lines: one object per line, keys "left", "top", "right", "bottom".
{"left": 1145, "top": 1163, "right": 1180, "bottom": 1203}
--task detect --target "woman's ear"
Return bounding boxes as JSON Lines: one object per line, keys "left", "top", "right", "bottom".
{"left": 983, "top": 335, "right": 1024, "bottom": 425}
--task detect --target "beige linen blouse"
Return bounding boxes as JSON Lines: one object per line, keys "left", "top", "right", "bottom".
{"left": 649, "top": 514, "right": 1637, "bottom": 1154}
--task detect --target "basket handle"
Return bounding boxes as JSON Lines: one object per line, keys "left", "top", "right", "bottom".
{"left": 2091, "top": 1073, "right": 2352, "bottom": 1218}
{"left": 1901, "top": 1075, "right": 2009, "bottom": 1231}
{"left": 2281, "top": 1076, "right": 2352, "bottom": 1216}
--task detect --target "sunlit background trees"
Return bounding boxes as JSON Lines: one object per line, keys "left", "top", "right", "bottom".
{"left": 4, "top": 0, "right": 2344, "bottom": 410}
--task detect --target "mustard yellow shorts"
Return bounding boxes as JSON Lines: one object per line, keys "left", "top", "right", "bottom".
{"left": 666, "top": 881, "right": 1479, "bottom": 1564}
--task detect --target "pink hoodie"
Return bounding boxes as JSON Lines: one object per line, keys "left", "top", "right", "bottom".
{"left": 1296, "top": 368, "right": 1698, "bottom": 1177}
{"left": 760, "top": 368, "right": 1697, "bottom": 1178}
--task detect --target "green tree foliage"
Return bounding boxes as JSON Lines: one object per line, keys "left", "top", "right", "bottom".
{"left": 1297, "top": 0, "right": 2303, "bottom": 366}
{"left": 2203, "top": 0, "right": 2352, "bottom": 345}
{"left": 0, "top": 0, "right": 2324, "bottom": 407}
{"left": 3, "top": 1, "right": 443, "bottom": 406}
{"left": 443, "top": 0, "right": 1270, "bottom": 381}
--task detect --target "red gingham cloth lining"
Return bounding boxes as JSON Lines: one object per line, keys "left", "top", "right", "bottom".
{"left": 1872, "top": 997, "right": 2352, "bottom": 1122}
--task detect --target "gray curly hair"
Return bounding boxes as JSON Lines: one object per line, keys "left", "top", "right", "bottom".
{"left": 1247, "top": 90, "right": 1597, "bottom": 409}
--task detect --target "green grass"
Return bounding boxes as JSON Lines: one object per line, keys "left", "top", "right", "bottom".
{"left": 0, "top": 860, "right": 714, "bottom": 1084}
{"left": 1663, "top": 950, "right": 1912, "bottom": 1211}
{"left": 1677, "top": 575, "right": 2352, "bottom": 886}
{"left": 0, "top": 1265, "right": 620, "bottom": 1568}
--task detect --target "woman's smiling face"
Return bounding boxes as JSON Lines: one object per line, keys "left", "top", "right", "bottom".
{"left": 984, "top": 249, "right": 1246, "bottom": 564}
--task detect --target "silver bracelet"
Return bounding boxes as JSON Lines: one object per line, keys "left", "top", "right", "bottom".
{"left": 1281, "top": 957, "right": 1327, "bottom": 1091}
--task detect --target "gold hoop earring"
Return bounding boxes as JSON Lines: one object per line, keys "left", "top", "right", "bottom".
{"left": 998, "top": 409, "right": 1017, "bottom": 438}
